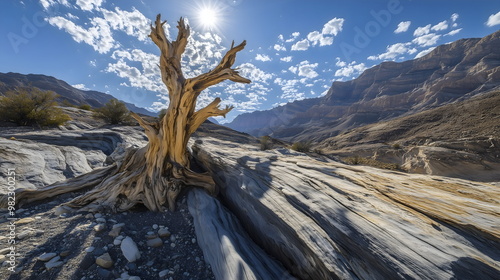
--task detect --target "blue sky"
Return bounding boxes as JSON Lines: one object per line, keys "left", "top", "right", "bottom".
{"left": 1, "top": 0, "right": 500, "bottom": 122}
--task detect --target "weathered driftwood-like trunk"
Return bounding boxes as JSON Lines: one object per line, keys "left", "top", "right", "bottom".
{"left": 2, "top": 15, "right": 249, "bottom": 212}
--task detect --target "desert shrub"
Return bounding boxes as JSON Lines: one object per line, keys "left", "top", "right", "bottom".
{"left": 291, "top": 141, "right": 312, "bottom": 153}
{"left": 343, "top": 156, "right": 400, "bottom": 170}
{"left": 392, "top": 143, "right": 401, "bottom": 149}
{"left": 0, "top": 87, "right": 71, "bottom": 127}
{"left": 260, "top": 135, "right": 273, "bottom": 150}
{"left": 78, "top": 104, "right": 92, "bottom": 110}
{"left": 313, "top": 148, "right": 324, "bottom": 155}
{"left": 93, "top": 98, "right": 132, "bottom": 125}
{"left": 61, "top": 99, "right": 76, "bottom": 107}
{"left": 157, "top": 108, "right": 167, "bottom": 120}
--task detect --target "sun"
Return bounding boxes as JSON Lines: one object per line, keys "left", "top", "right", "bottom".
{"left": 193, "top": 2, "right": 224, "bottom": 31}
{"left": 198, "top": 7, "right": 219, "bottom": 29}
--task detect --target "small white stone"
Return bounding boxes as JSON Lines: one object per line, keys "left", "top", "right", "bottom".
{"left": 159, "top": 269, "right": 170, "bottom": 277}
{"left": 170, "top": 243, "right": 176, "bottom": 248}
{"left": 191, "top": 238, "right": 196, "bottom": 244}
{"left": 94, "top": 224, "right": 106, "bottom": 232}
{"left": 94, "top": 213, "right": 102, "bottom": 218}
{"left": 112, "top": 223, "right": 125, "bottom": 229}
{"left": 128, "top": 276, "right": 141, "bottom": 280}
{"left": 152, "top": 224, "right": 158, "bottom": 229}
{"left": 147, "top": 237, "right": 163, "bottom": 248}
{"left": 95, "top": 253, "right": 113, "bottom": 268}
{"left": 17, "top": 229, "right": 33, "bottom": 239}
{"left": 85, "top": 247, "right": 95, "bottom": 253}
{"left": 37, "top": 252, "right": 57, "bottom": 262}
{"left": 54, "top": 206, "right": 71, "bottom": 216}
{"left": 120, "top": 237, "right": 141, "bottom": 262}
{"left": 114, "top": 238, "right": 122, "bottom": 246}
{"left": 45, "top": 260, "right": 63, "bottom": 269}
{"left": 96, "top": 218, "right": 106, "bottom": 223}
{"left": 158, "top": 228, "right": 171, "bottom": 238}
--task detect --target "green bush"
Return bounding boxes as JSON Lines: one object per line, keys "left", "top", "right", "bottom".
{"left": 259, "top": 135, "right": 273, "bottom": 150}
{"left": 78, "top": 104, "right": 92, "bottom": 111}
{"left": 0, "top": 87, "right": 71, "bottom": 127}
{"left": 157, "top": 108, "right": 167, "bottom": 120}
{"left": 291, "top": 141, "right": 312, "bottom": 153}
{"left": 93, "top": 98, "right": 132, "bottom": 125}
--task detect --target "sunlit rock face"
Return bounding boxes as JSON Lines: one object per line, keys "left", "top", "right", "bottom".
{"left": 227, "top": 30, "right": 500, "bottom": 142}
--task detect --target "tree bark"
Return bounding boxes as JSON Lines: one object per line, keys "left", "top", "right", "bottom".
{"left": 3, "top": 15, "right": 250, "bottom": 212}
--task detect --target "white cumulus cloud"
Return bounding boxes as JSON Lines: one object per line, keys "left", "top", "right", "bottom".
{"left": 368, "top": 42, "right": 416, "bottom": 61}
{"left": 413, "top": 24, "right": 431, "bottom": 36}
{"left": 291, "top": 39, "right": 310, "bottom": 51}
{"left": 72, "top": 83, "right": 89, "bottom": 90}
{"left": 431, "top": 20, "right": 448, "bottom": 31}
{"left": 280, "top": 56, "right": 292, "bottom": 62}
{"left": 289, "top": 60, "right": 319, "bottom": 79}
{"left": 486, "top": 11, "right": 500, "bottom": 27}
{"left": 394, "top": 21, "right": 411, "bottom": 33}
{"left": 75, "top": 0, "right": 103, "bottom": 11}
{"left": 322, "top": 18, "right": 344, "bottom": 36}
{"left": 412, "top": 33, "right": 441, "bottom": 47}
{"left": 334, "top": 58, "right": 367, "bottom": 78}
{"left": 47, "top": 16, "right": 117, "bottom": 53}
{"left": 255, "top": 54, "right": 272, "bottom": 62}
{"left": 274, "top": 44, "right": 286, "bottom": 51}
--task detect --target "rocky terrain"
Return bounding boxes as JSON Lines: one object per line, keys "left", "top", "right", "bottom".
{"left": 0, "top": 72, "right": 154, "bottom": 116}
{"left": 317, "top": 90, "right": 500, "bottom": 181}
{"left": 0, "top": 106, "right": 498, "bottom": 279}
{"left": 226, "top": 30, "right": 500, "bottom": 143}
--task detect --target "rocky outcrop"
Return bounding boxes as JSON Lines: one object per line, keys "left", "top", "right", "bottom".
{"left": 318, "top": 91, "right": 500, "bottom": 182}
{"left": 192, "top": 137, "right": 499, "bottom": 280}
{"left": 0, "top": 72, "right": 154, "bottom": 116}
{"left": 187, "top": 188, "right": 295, "bottom": 280}
{"left": 0, "top": 125, "right": 147, "bottom": 193}
{"left": 226, "top": 30, "right": 500, "bottom": 142}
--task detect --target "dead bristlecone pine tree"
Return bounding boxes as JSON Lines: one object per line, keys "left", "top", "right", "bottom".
{"left": 2, "top": 15, "right": 250, "bottom": 212}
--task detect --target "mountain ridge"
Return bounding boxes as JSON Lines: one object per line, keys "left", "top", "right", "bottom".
{"left": 0, "top": 72, "right": 155, "bottom": 116}
{"left": 226, "top": 29, "right": 500, "bottom": 142}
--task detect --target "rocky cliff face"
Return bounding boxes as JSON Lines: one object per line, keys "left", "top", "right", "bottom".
{"left": 227, "top": 30, "right": 500, "bottom": 142}
{"left": 0, "top": 72, "right": 155, "bottom": 116}
{"left": 318, "top": 90, "right": 500, "bottom": 181}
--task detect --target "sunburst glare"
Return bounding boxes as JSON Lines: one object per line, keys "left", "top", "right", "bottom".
{"left": 193, "top": 2, "right": 225, "bottom": 32}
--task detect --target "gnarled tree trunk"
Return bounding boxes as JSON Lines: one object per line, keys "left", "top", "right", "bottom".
{"left": 3, "top": 15, "right": 250, "bottom": 212}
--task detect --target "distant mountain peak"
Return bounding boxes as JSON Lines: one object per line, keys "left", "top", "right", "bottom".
{"left": 0, "top": 72, "right": 155, "bottom": 116}
{"left": 226, "top": 30, "right": 500, "bottom": 142}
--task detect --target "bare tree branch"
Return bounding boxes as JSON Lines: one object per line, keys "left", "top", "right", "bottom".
{"left": 188, "top": 97, "right": 234, "bottom": 135}
{"left": 186, "top": 40, "right": 251, "bottom": 94}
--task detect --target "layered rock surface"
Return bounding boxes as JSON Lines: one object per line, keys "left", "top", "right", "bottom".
{"left": 0, "top": 123, "right": 147, "bottom": 193}
{"left": 191, "top": 137, "right": 499, "bottom": 279}
{"left": 318, "top": 91, "right": 500, "bottom": 181}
